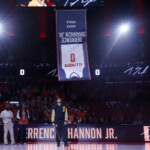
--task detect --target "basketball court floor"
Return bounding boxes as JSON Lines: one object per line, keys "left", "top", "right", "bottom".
{"left": 0, "top": 142, "right": 150, "bottom": 150}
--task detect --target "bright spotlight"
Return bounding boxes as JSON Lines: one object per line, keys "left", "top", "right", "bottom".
{"left": 119, "top": 24, "right": 130, "bottom": 33}
{"left": 0, "top": 23, "right": 2, "bottom": 34}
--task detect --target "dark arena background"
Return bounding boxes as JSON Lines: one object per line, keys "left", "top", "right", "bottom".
{"left": 0, "top": 0, "right": 150, "bottom": 150}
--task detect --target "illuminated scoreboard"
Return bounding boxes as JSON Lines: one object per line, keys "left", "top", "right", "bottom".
{"left": 16, "top": 0, "right": 104, "bottom": 7}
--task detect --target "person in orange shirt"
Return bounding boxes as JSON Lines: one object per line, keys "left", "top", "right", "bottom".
{"left": 68, "top": 111, "right": 74, "bottom": 124}
{"left": 16, "top": 103, "right": 30, "bottom": 144}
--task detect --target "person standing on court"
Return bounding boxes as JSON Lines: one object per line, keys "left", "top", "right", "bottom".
{"left": 17, "top": 103, "right": 30, "bottom": 144}
{"left": 51, "top": 97, "right": 69, "bottom": 147}
{"left": 0, "top": 104, "right": 15, "bottom": 145}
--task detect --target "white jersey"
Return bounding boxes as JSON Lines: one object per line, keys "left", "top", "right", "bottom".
{"left": 0, "top": 110, "right": 13, "bottom": 124}
{"left": 61, "top": 44, "right": 85, "bottom": 79}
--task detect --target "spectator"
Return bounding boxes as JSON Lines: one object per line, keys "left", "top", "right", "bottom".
{"left": 17, "top": 103, "right": 30, "bottom": 144}
{"left": 0, "top": 104, "right": 15, "bottom": 145}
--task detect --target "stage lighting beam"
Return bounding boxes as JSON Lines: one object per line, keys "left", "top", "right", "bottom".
{"left": 119, "top": 24, "right": 130, "bottom": 34}
{"left": 0, "top": 23, "right": 2, "bottom": 34}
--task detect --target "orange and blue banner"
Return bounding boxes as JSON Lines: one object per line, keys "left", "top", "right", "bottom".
{"left": 56, "top": 10, "right": 91, "bottom": 81}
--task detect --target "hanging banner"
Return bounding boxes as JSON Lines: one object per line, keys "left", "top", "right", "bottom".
{"left": 56, "top": 10, "right": 91, "bottom": 81}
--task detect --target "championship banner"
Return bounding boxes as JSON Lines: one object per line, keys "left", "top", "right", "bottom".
{"left": 56, "top": 10, "right": 91, "bottom": 81}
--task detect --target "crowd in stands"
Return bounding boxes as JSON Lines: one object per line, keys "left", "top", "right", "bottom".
{"left": 0, "top": 74, "right": 150, "bottom": 125}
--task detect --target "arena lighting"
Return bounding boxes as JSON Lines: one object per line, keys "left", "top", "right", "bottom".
{"left": 0, "top": 23, "right": 2, "bottom": 34}
{"left": 119, "top": 23, "right": 130, "bottom": 34}
{"left": 102, "top": 23, "right": 131, "bottom": 63}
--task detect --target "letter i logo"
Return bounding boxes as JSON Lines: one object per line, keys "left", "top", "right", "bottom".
{"left": 70, "top": 53, "right": 75, "bottom": 62}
